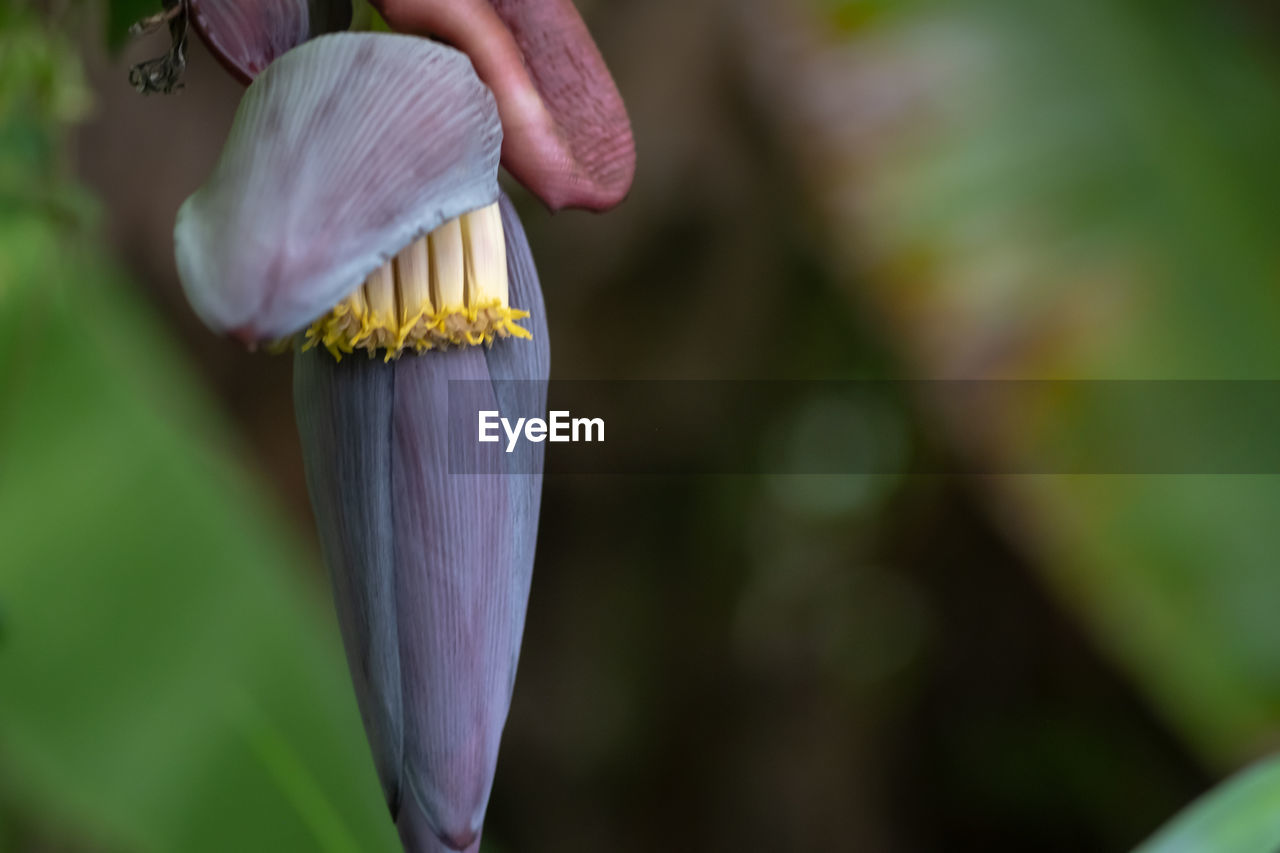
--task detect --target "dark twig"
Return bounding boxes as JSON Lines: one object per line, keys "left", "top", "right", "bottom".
{"left": 128, "top": 0, "right": 190, "bottom": 95}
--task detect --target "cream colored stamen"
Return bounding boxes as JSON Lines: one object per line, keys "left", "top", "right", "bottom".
{"left": 301, "top": 201, "right": 532, "bottom": 360}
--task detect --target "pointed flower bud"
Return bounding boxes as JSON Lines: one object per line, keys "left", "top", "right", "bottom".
{"left": 171, "top": 32, "right": 550, "bottom": 852}
{"left": 295, "top": 196, "right": 547, "bottom": 852}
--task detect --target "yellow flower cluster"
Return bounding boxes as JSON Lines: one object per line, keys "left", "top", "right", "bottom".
{"left": 302, "top": 202, "right": 531, "bottom": 360}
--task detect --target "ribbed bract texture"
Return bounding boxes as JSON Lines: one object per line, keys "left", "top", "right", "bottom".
{"left": 488, "top": 0, "right": 636, "bottom": 209}
{"left": 294, "top": 195, "right": 547, "bottom": 853}
{"left": 175, "top": 33, "right": 503, "bottom": 341}
{"left": 367, "top": 0, "right": 635, "bottom": 211}
{"left": 190, "top": 0, "right": 352, "bottom": 83}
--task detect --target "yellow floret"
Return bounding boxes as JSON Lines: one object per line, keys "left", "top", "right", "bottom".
{"left": 298, "top": 201, "right": 532, "bottom": 361}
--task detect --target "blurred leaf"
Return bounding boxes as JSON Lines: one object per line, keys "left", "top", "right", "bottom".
{"left": 0, "top": 11, "right": 398, "bottom": 852}
{"left": 764, "top": 0, "right": 1280, "bottom": 764}
{"left": 813, "top": 0, "right": 894, "bottom": 33}
{"left": 1135, "top": 753, "right": 1280, "bottom": 853}
{"left": 0, "top": 12, "right": 92, "bottom": 127}
{"left": 350, "top": 0, "right": 391, "bottom": 31}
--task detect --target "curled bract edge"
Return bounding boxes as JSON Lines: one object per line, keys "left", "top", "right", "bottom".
{"left": 374, "top": 0, "right": 635, "bottom": 211}
{"left": 152, "top": 0, "right": 635, "bottom": 212}
{"left": 174, "top": 32, "right": 502, "bottom": 342}
{"left": 190, "top": 0, "right": 354, "bottom": 82}
{"left": 129, "top": 0, "right": 352, "bottom": 93}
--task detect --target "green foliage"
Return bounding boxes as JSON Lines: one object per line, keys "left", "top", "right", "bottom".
{"left": 1136, "top": 753, "right": 1280, "bottom": 853}
{"left": 0, "top": 9, "right": 93, "bottom": 220}
{"left": 0, "top": 10, "right": 397, "bottom": 852}
{"left": 350, "top": 0, "right": 392, "bottom": 32}
{"left": 848, "top": 0, "right": 1280, "bottom": 766}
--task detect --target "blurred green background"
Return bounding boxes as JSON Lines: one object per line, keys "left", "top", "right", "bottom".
{"left": 4, "top": 0, "right": 1280, "bottom": 850}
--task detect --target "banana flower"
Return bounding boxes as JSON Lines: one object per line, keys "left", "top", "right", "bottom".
{"left": 165, "top": 4, "right": 634, "bottom": 849}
